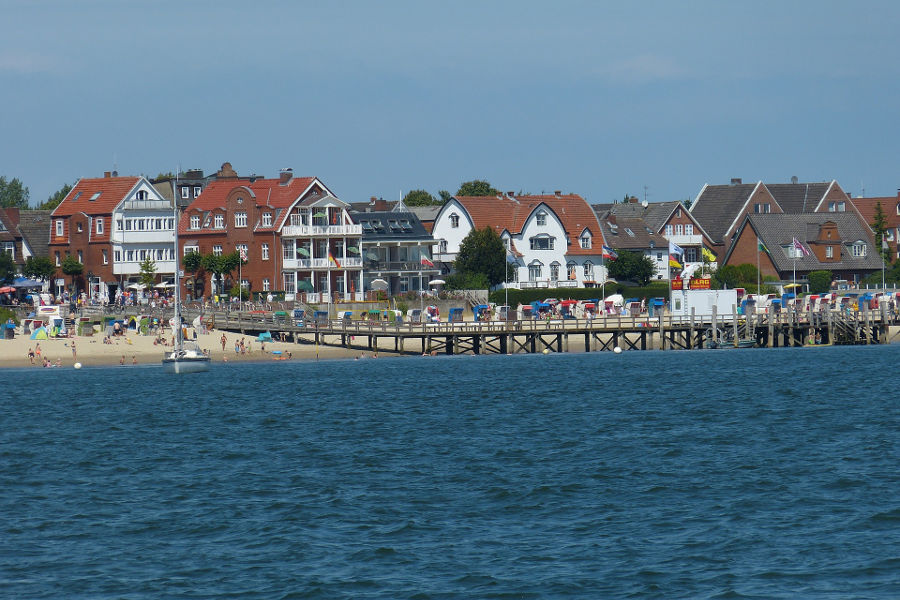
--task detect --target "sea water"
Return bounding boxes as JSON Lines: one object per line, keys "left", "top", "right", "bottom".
{"left": 1, "top": 345, "right": 898, "bottom": 599}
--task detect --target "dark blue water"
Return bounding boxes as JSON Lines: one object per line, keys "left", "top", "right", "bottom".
{"left": 1, "top": 345, "right": 898, "bottom": 599}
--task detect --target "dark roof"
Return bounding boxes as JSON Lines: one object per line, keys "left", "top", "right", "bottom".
{"left": 352, "top": 211, "right": 432, "bottom": 242}
{"left": 594, "top": 207, "right": 667, "bottom": 251}
{"left": 690, "top": 183, "right": 758, "bottom": 244}
{"left": 743, "top": 213, "right": 883, "bottom": 272}
{"left": 16, "top": 210, "right": 52, "bottom": 257}
{"left": 765, "top": 182, "right": 831, "bottom": 213}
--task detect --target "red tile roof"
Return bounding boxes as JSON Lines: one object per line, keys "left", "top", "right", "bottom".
{"left": 455, "top": 194, "right": 601, "bottom": 256}
{"left": 850, "top": 196, "right": 900, "bottom": 228}
{"left": 51, "top": 176, "right": 141, "bottom": 217}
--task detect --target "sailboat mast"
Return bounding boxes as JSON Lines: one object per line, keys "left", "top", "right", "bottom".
{"left": 173, "top": 173, "right": 182, "bottom": 348}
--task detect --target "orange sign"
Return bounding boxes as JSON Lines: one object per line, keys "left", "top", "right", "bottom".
{"left": 671, "top": 279, "right": 683, "bottom": 290}
{"left": 689, "top": 277, "right": 711, "bottom": 289}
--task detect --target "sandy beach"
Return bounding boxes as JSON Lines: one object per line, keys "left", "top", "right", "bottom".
{"left": 1, "top": 327, "right": 404, "bottom": 369}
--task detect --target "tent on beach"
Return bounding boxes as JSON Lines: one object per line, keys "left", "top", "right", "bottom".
{"left": 30, "top": 326, "right": 48, "bottom": 340}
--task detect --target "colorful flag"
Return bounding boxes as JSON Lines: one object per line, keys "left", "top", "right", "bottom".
{"left": 669, "top": 241, "right": 684, "bottom": 256}
{"left": 601, "top": 245, "right": 618, "bottom": 260}
{"left": 792, "top": 237, "right": 811, "bottom": 257}
{"left": 238, "top": 246, "right": 247, "bottom": 262}
{"left": 701, "top": 247, "right": 716, "bottom": 262}
{"left": 757, "top": 238, "right": 769, "bottom": 253}
{"left": 420, "top": 255, "right": 435, "bottom": 267}
{"left": 328, "top": 252, "right": 341, "bottom": 268}
{"left": 669, "top": 256, "right": 683, "bottom": 269}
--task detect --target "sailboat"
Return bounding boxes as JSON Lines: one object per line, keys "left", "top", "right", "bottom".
{"left": 162, "top": 199, "right": 210, "bottom": 373}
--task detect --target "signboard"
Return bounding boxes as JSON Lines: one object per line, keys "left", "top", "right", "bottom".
{"left": 671, "top": 278, "right": 683, "bottom": 290}
{"left": 55, "top": 278, "right": 65, "bottom": 286}
{"left": 689, "top": 277, "right": 711, "bottom": 290}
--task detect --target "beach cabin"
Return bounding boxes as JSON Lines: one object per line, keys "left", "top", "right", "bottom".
{"left": 494, "top": 305, "right": 513, "bottom": 321}
{"left": 425, "top": 305, "right": 440, "bottom": 322}
{"left": 519, "top": 304, "right": 534, "bottom": 320}
{"left": 448, "top": 307, "right": 464, "bottom": 322}
{"left": 558, "top": 300, "right": 578, "bottom": 319}
{"left": 406, "top": 308, "right": 422, "bottom": 324}
{"left": 530, "top": 301, "right": 551, "bottom": 319}
{"left": 648, "top": 298, "right": 665, "bottom": 318}
{"left": 472, "top": 304, "right": 491, "bottom": 322}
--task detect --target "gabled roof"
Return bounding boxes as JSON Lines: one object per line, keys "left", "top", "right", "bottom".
{"left": 765, "top": 182, "right": 832, "bottom": 213}
{"left": 51, "top": 176, "right": 142, "bottom": 217}
{"left": 17, "top": 210, "right": 52, "bottom": 257}
{"left": 849, "top": 195, "right": 900, "bottom": 229}
{"left": 689, "top": 182, "right": 760, "bottom": 244}
{"left": 452, "top": 193, "right": 601, "bottom": 256}
{"left": 728, "top": 213, "right": 883, "bottom": 272}
{"left": 593, "top": 206, "right": 667, "bottom": 251}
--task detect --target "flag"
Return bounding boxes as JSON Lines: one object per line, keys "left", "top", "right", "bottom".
{"left": 601, "top": 245, "right": 618, "bottom": 260}
{"left": 882, "top": 237, "right": 889, "bottom": 250}
{"left": 420, "top": 255, "right": 434, "bottom": 267}
{"left": 701, "top": 247, "right": 716, "bottom": 262}
{"left": 328, "top": 252, "right": 341, "bottom": 268}
{"left": 669, "top": 241, "right": 684, "bottom": 257}
{"left": 669, "top": 256, "right": 683, "bottom": 269}
{"left": 792, "top": 237, "right": 811, "bottom": 257}
{"left": 238, "top": 246, "right": 247, "bottom": 262}
{"left": 757, "top": 238, "right": 769, "bottom": 253}
{"left": 669, "top": 241, "right": 684, "bottom": 269}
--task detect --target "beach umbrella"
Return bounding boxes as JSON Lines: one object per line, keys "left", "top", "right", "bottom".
{"left": 296, "top": 247, "right": 310, "bottom": 257}
{"left": 297, "top": 280, "right": 314, "bottom": 292}
{"left": 429, "top": 279, "right": 446, "bottom": 286}
{"left": 12, "top": 278, "right": 42, "bottom": 288}
{"left": 370, "top": 278, "right": 389, "bottom": 291}
{"left": 0, "top": 286, "right": 15, "bottom": 293}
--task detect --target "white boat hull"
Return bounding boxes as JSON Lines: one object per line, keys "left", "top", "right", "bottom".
{"left": 162, "top": 354, "right": 210, "bottom": 374}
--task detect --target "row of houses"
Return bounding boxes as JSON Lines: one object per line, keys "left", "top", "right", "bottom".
{"left": 3, "top": 164, "right": 898, "bottom": 302}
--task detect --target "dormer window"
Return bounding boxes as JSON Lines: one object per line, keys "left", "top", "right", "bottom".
{"left": 190, "top": 215, "right": 200, "bottom": 229}
{"left": 181, "top": 187, "right": 190, "bottom": 199}
{"left": 754, "top": 203, "right": 770, "bottom": 213}
{"left": 96, "top": 217, "right": 103, "bottom": 235}
{"left": 530, "top": 235, "right": 554, "bottom": 250}
{"left": 136, "top": 190, "right": 148, "bottom": 201}
{"left": 665, "top": 224, "right": 673, "bottom": 236}
{"left": 536, "top": 212, "right": 547, "bottom": 226}
{"left": 262, "top": 212, "right": 272, "bottom": 227}
{"left": 89, "top": 192, "right": 101, "bottom": 201}
{"left": 450, "top": 213, "right": 459, "bottom": 228}
{"left": 826, "top": 246, "right": 834, "bottom": 258}
{"left": 214, "top": 214, "right": 224, "bottom": 229}
{"left": 580, "top": 233, "right": 591, "bottom": 249}
{"left": 850, "top": 242, "right": 867, "bottom": 257}
{"left": 193, "top": 186, "right": 202, "bottom": 198}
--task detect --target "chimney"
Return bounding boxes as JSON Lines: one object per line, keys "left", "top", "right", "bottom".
{"left": 507, "top": 191, "right": 515, "bottom": 197}
{"left": 279, "top": 168, "right": 293, "bottom": 185}
{"left": 730, "top": 178, "right": 742, "bottom": 185}
{"left": 554, "top": 190, "right": 562, "bottom": 196}
{"left": 373, "top": 198, "right": 388, "bottom": 211}
{"left": 104, "top": 171, "right": 111, "bottom": 178}
{"left": 629, "top": 196, "right": 639, "bottom": 203}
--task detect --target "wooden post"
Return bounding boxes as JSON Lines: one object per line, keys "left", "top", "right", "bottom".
{"left": 732, "top": 304, "right": 739, "bottom": 348}
{"left": 689, "top": 307, "right": 696, "bottom": 349}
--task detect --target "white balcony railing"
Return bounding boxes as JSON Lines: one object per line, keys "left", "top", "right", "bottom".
{"left": 665, "top": 234, "right": 704, "bottom": 246}
{"left": 282, "top": 224, "right": 362, "bottom": 237}
{"left": 113, "top": 260, "right": 176, "bottom": 275}
{"left": 281, "top": 257, "right": 363, "bottom": 270}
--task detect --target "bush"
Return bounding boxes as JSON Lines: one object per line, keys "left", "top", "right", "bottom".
{"left": 0, "top": 307, "right": 18, "bottom": 326}
{"left": 807, "top": 270, "right": 833, "bottom": 294}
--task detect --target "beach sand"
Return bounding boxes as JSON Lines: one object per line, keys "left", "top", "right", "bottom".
{"left": 2, "top": 328, "right": 404, "bottom": 369}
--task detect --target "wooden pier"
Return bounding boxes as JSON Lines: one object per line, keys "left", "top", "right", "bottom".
{"left": 196, "top": 304, "right": 897, "bottom": 356}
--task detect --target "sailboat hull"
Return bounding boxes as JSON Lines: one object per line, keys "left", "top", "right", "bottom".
{"left": 162, "top": 354, "right": 210, "bottom": 374}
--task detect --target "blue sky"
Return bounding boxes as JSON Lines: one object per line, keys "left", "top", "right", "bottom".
{"left": 3, "top": 1, "right": 900, "bottom": 207}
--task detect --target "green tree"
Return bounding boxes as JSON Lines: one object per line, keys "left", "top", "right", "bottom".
{"left": 445, "top": 271, "right": 490, "bottom": 291}
{"left": 0, "top": 176, "right": 30, "bottom": 208}
{"left": 0, "top": 250, "right": 16, "bottom": 283}
{"left": 807, "top": 270, "right": 833, "bottom": 294}
{"left": 23, "top": 256, "right": 55, "bottom": 281}
{"left": 438, "top": 190, "right": 452, "bottom": 203}
{"left": 402, "top": 189, "right": 440, "bottom": 207}
{"left": 201, "top": 251, "right": 240, "bottom": 295}
{"left": 182, "top": 250, "right": 204, "bottom": 298}
{"left": 606, "top": 250, "right": 655, "bottom": 286}
{"left": 454, "top": 226, "right": 507, "bottom": 287}
{"left": 139, "top": 257, "right": 157, "bottom": 290}
{"left": 871, "top": 201, "right": 890, "bottom": 261}
{"left": 61, "top": 255, "right": 84, "bottom": 293}
{"left": 37, "top": 183, "right": 73, "bottom": 210}
{"left": 456, "top": 180, "right": 500, "bottom": 197}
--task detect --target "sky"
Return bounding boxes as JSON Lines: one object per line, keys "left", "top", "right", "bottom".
{"left": 3, "top": 1, "right": 900, "bottom": 207}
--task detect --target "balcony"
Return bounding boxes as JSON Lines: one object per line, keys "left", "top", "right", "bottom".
{"left": 110, "top": 231, "right": 175, "bottom": 244}
{"left": 365, "top": 260, "right": 440, "bottom": 273}
{"left": 281, "top": 257, "right": 363, "bottom": 270}
{"left": 282, "top": 224, "right": 361, "bottom": 237}
{"left": 665, "top": 233, "right": 703, "bottom": 246}
{"left": 113, "top": 259, "right": 176, "bottom": 275}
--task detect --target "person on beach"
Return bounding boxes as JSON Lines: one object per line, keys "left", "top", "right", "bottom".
{"left": 35, "top": 343, "right": 41, "bottom": 359}
{"left": 220, "top": 333, "right": 227, "bottom": 352}
{"left": 120, "top": 354, "right": 125, "bottom": 366}
{"left": 71, "top": 339, "right": 76, "bottom": 358}
{"left": 132, "top": 355, "right": 137, "bottom": 365}
{"left": 27, "top": 347, "right": 35, "bottom": 364}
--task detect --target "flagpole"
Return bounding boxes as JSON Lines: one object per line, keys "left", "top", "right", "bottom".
{"left": 757, "top": 238, "right": 760, "bottom": 295}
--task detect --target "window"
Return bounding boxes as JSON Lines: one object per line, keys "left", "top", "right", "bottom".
{"left": 102, "top": 249, "right": 108, "bottom": 264}
{"left": 450, "top": 213, "right": 459, "bottom": 228}
{"left": 262, "top": 212, "right": 272, "bottom": 227}
{"left": 55, "top": 251, "right": 60, "bottom": 266}
{"left": 624, "top": 228, "right": 635, "bottom": 237}
{"left": 181, "top": 187, "right": 190, "bottom": 199}
{"left": 193, "top": 186, "right": 202, "bottom": 198}
{"left": 283, "top": 241, "right": 295, "bottom": 260}
{"left": 262, "top": 243, "right": 269, "bottom": 260}
{"left": 96, "top": 217, "right": 104, "bottom": 235}
{"left": 675, "top": 224, "right": 683, "bottom": 236}
{"left": 685, "top": 224, "right": 693, "bottom": 235}
{"left": 1, "top": 242, "right": 14, "bottom": 260}
{"left": 536, "top": 212, "right": 547, "bottom": 226}
{"left": 828, "top": 201, "right": 846, "bottom": 212}
{"left": 235, "top": 211, "right": 247, "bottom": 228}
{"left": 439, "top": 240, "right": 448, "bottom": 253}
{"left": 136, "top": 190, "right": 148, "bottom": 201}
{"left": 116, "top": 218, "right": 123, "bottom": 231}
{"left": 262, "top": 278, "right": 270, "bottom": 292}
{"left": 826, "top": 246, "right": 834, "bottom": 258}
{"left": 528, "top": 262, "right": 543, "bottom": 281}
{"left": 240, "top": 279, "right": 249, "bottom": 290}
{"left": 77, "top": 250, "right": 83, "bottom": 263}
{"left": 76, "top": 223, "right": 83, "bottom": 233}
{"left": 283, "top": 274, "right": 296, "bottom": 294}
{"left": 213, "top": 245, "right": 223, "bottom": 256}
{"left": 530, "top": 236, "right": 554, "bottom": 250}
{"left": 183, "top": 245, "right": 198, "bottom": 256}
{"left": 89, "top": 192, "right": 101, "bottom": 201}
{"left": 685, "top": 247, "right": 698, "bottom": 263}
{"left": 126, "top": 250, "right": 134, "bottom": 262}
{"left": 754, "top": 203, "right": 771, "bottom": 213}
{"left": 190, "top": 215, "right": 200, "bottom": 229}
{"left": 550, "top": 262, "right": 560, "bottom": 280}
{"left": 583, "top": 261, "right": 594, "bottom": 278}
{"left": 665, "top": 224, "right": 673, "bottom": 236}
{"left": 114, "top": 250, "right": 121, "bottom": 262}
{"left": 566, "top": 262, "right": 577, "bottom": 280}
{"left": 850, "top": 243, "right": 866, "bottom": 257}
{"left": 580, "top": 234, "right": 591, "bottom": 249}
{"left": 214, "top": 214, "right": 224, "bottom": 229}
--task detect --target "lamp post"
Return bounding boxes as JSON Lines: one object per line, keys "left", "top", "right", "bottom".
{"left": 86, "top": 270, "right": 94, "bottom": 305}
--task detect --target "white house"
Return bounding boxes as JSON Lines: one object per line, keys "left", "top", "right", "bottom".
{"left": 432, "top": 191, "right": 606, "bottom": 289}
